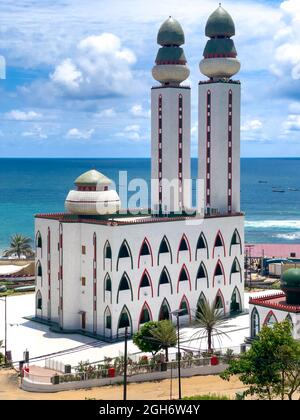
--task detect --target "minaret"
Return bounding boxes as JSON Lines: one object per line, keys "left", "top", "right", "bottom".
{"left": 151, "top": 17, "right": 191, "bottom": 214}
{"left": 198, "top": 4, "right": 241, "bottom": 215}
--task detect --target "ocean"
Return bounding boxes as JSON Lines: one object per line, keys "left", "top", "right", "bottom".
{"left": 0, "top": 157, "right": 300, "bottom": 252}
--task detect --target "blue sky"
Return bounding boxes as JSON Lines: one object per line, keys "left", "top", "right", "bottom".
{"left": 0, "top": 0, "right": 300, "bottom": 157}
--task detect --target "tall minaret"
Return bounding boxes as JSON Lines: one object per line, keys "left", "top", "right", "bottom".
{"left": 151, "top": 17, "right": 191, "bottom": 214}
{"left": 198, "top": 4, "right": 241, "bottom": 215}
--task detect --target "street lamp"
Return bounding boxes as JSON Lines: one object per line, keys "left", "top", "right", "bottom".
{"left": 245, "top": 245, "right": 254, "bottom": 289}
{"left": 0, "top": 296, "right": 7, "bottom": 365}
{"left": 170, "top": 309, "right": 185, "bottom": 400}
{"left": 123, "top": 326, "right": 128, "bottom": 401}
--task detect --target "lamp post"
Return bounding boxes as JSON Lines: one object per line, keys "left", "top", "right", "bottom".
{"left": 123, "top": 326, "right": 128, "bottom": 401}
{"left": 0, "top": 296, "right": 7, "bottom": 365}
{"left": 170, "top": 309, "right": 184, "bottom": 400}
{"left": 245, "top": 245, "right": 254, "bottom": 289}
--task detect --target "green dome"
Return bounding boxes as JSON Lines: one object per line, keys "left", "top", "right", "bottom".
{"left": 157, "top": 17, "right": 185, "bottom": 46}
{"left": 205, "top": 5, "right": 235, "bottom": 38}
{"left": 203, "top": 38, "right": 237, "bottom": 57}
{"left": 155, "top": 46, "right": 187, "bottom": 64}
{"left": 281, "top": 268, "right": 300, "bottom": 289}
{"left": 75, "top": 170, "right": 112, "bottom": 186}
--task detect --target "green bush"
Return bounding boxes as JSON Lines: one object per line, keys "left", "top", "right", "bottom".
{"left": 183, "top": 394, "right": 230, "bottom": 400}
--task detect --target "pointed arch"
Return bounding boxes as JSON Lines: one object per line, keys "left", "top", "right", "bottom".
{"left": 158, "top": 298, "right": 171, "bottom": 321}
{"left": 213, "top": 230, "right": 226, "bottom": 258}
{"left": 158, "top": 266, "right": 173, "bottom": 296}
{"left": 251, "top": 307, "right": 260, "bottom": 338}
{"left": 229, "top": 229, "right": 242, "bottom": 256}
{"left": 36, "top": 290, "right": 42, "bottom": 310}
{"left": 117, "top": 240, "right": 133, "bottom": 271}
{"left": 36, "top": 231, "right": 42, "bottom": 248}
{"left": 195, "top": 262, "right": 209, "bottom": 289}
{"left": 178, "top": 294, "right": 191, "bottom": 321}
{"left": 230, "top": 257, "right": 242, "bottom": 284}
{"left": 177, "top": 264, "right": 191, "bottom": 293}
{"left": 117, "top": 272, "right": 133, "bottom": 303}
{"left": 158, "top": 235, "right": 173, "bottom": 265}
{"left": 36, "top": 260, "right": 42, "bottom": 278}
{"left": 117, "top": 305, "right": 133, "bottom": 336}
{"left": 195, "top": 232, "right": 209, "bottom": 260}
{"left": 177, "top": 233, "right": 191, "bottom": 262}
{"left": 197, "top": 292, "right": 207, "bottom": 311}
{"left": 104, "top": 273, "right": 112, "bottom": 304}
{"left": 139, "top": 301, "right": 153, "bottom": 327}
{"left": 214, "top": 289, "right": 225, "bottom": 314}
{"left": 138, "top": 269, "right": 154, "bottom": 299}
{"left": 230, "top": 287, "right": 242, "bottom": 313}
{"left": 103, "top": 240, "right": 112, "bottom": 271}
{"left": 213, "top": 259, "right": 226, "bottom": 287}
{"left": 286, "top": 314, "right": 293, "bottom": 328}
{"left": 264, "top": 310, "right": 278, "bottom": 327}
{"left": 104, "top": 306, "right": 112, "bottom": 337}
{"left": 138, "top": 237, "right": 153, "bottom": 268}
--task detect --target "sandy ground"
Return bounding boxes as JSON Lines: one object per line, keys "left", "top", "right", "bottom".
{"left": 0, "top": 369, "right": 245, "bottom": 400}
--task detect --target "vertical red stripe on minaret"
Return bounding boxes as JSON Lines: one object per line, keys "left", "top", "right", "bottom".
{"left": 228, "top": 90, "right": 233, "bottom": 213}
{"left": 93, "top": 233, "right": 97, "bottom": 334}
{"left": 59, "top": 223, "right": 63, "bottom": 327}
{"left": 47, "top": 227, "right": 51, "bottom": 320}
{"left": 206, "top": 91, "right": 211, "bottom": 208}
{"left": 158, "top": 95, "right": 163, "bottom": 210}
{"left": 178, "top": 94, "right": 183, "bottom": 209}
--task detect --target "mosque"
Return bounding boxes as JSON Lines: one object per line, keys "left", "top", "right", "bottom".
{"left": 34, "top": 5, "right": 245, "bottom": 340}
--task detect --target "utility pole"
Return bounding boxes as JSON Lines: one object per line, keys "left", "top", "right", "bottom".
{"left": 0, "top": 296, "right": 7, "bottom": 365}
{"left": 123, "top": 326, "right": 128, "bottom": 401}
{"left": 170, "top": 309, "right": 184, "bottom": 400}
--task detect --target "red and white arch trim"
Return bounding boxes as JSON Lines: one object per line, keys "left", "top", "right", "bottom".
{"left": 177, "top": 233, "right": 192, "bottom": 263}
{"left": 212, "top": 230, "right": 226, "bottom": 258}
{"left": 138, "top": 269, "right": 154, "bottom": 300}
{"left": 138, "top": 237, "right": 154, "bottom": 268}
{"left": 138, "top": 301, "right": 153, "bottom": 328}
{"left": 177, "top": 264, "right": 192, "bottom": 293}
{"left": 213, "top": 259, "right": 226, "bottom": 287}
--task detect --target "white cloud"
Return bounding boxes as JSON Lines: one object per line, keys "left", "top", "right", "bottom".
{"left": 66, "top": 127, "right": 95, "bottom": 139}
{"left": 116, "top": 124, "right": 145, "bottom": 141}
{"left": 50, "top": 33, "right": 136, "bottom": 98}
{"left": 5, "top": 110, "right": 42, "bottom": 121}
{"left": 283, "top": 114, "right": 300, "bottom": 131}
{"left": 95, "top": 108, "right": 117, "bottom": 118}
{"left": 124, "top": 124, "right": 140, "bottom": 132}
{"left": 130, "top": 104, "right": 150, "bottom": 118}
{"left": 241, "top": 119, "right": 263, "bottom": 132}
{"left": 21, "top": 125, "right": 47, "bottom": 139}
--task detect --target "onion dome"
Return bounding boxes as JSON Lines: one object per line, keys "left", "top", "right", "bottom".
{"left": 200, "top": 4, "right": 240, "bottom": 80}
{"left": 152, "top": 17, "right": 190, "bottom": 86}
{"left": 65, "top": 169, "right": 121, "bottom": 215}
{"left": 281, "top": 268, "right": 300, "bottom": 305}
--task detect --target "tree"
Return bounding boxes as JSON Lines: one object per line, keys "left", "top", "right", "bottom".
{"left": 149, "top": 320, "right": 177, "bottom": 362}
{"left": 0, "top": 340, "right": 4, "bottom": 365}
{"left": 221, "top": 321, "right": 300, "bottom": 400}
{"left": 133, "top": 321, "right": 161, "bottom": 356}
{"left": 3, "top": 234, "right": 34, "bottom": 259}
{"left": 191, "top": 299, "right": 228, "bottom": 353}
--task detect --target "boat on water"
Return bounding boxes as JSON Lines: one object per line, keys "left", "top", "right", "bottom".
{"left": 272, "top": 188, "right": 285, "bottom": 193}
{"left": 288, "top": 188, "right": 299, "bottom": 191}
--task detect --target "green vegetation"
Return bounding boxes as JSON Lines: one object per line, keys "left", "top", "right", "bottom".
{"left": 221, "top": 321, "right": 300, "bottom": 400}
{"left": 3, "top": 234, "right": 34, "bottom": 259}
{"left": 183, "top": 394, "right": 230, "bottom": 400}
{"left": 133, "top": 321, "right": 161, "bottom": 355}
{"left": 149, "top": 320, "right": 177, "bottom": 362}
{"left": 192, "top": 299, "right": 228, "bottom": 353}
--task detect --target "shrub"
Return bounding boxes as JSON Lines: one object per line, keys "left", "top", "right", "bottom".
{"left": 183, "top": 394, "right": 230, "bottom": 400}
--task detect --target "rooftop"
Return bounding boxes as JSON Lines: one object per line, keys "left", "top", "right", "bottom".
{"left": 246, "top": 243, "right": 300, "bottom": 259}
{"left": 249, "top": 292, "right": 300, "bottom": 313}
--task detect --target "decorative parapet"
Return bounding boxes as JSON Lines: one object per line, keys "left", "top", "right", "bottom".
{"left": 249, "top": 292, "right": 300, "bottom": 313}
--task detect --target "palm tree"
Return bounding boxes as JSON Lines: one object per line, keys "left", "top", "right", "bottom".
{"left": 150, "top": 320, "right": 177, "bottom": 362}
{"left": 3, "top": 234, "right": 34, "bottom": 259}
{"left": 192, "top": 299, "right": 228, "bottom": 354}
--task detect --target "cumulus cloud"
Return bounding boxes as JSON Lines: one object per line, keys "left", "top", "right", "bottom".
{"left": 50, "top": 33, "right": 136, "bottom": 99}
{"left": 283, "top": 114, "right": 300, "bottom": 132}
{"left": 116, "top": 124, "right": 144, "bottom": 141}
{"left": 241, "top": 119, "right": 263, "bottom": 131}
{"left": 5, "top": 110, "right": 42, "bottom": 121}
{"left": 130, "top": 104, "right": 150, "bottom": 118}
{"left": 66, "top": 128, "right": 95, "bottom": 139}
{"left": 21, "top": 125, "right": 47, "bottom": 139}
{"left": 95, "top": 108, "right": 117, "bottom": 118}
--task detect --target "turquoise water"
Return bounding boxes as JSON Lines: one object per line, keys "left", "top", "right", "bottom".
{"left": 0, "top": 157, "right": 300, "bottom": 251}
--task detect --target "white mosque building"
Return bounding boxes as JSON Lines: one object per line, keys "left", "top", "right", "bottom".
{"left": 34, "top": 5, "right": 245, "bottom": 340}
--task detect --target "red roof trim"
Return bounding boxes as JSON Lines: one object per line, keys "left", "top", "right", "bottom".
{"left": 249, "top": 293, "right": 300, "bottom": 313}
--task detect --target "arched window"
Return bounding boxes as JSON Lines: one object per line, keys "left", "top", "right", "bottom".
{"left": 214, "top": 289, "right": 225, "bottom": 314}
{"left": 229, "top": 229, "right": 242, "bottom": 255}
{"left": 36, "top": 231, "right": 42, "bottom": 248}
{"left": 36, "top": 290, "right": 42, "bottom": 310}
{"left": 139, "top": 302, "right": 152, "bottom": 326}
{"left": 158, "top": 267, "right": 173, "bottom": 296}
{"left": 251, "top": 307, "right": 260, "bottom": 338}
{"left": 178, "top": 295, "right": 191, "bottom": 320}
{"left": 104, "top": 240, "right": 112, "bottom": 259}
{"left": 213, "top": 260, "right": 226, "bottom": 287}
{"left": 117, "top": 240, "right": 133, "bottom": 270}
{"left": 230, "top": 258, "right": 242, "bottom": 284}
{"left": 138, "top": 269, "right": 153, "bottom": 299}
{"left": 264, "top": 311, "right": 277, "bottom": 327}
{"left": 195, "top": 262, "right": 209, "bottom": 289}
{"left": 104, "top": 306, "right": 112, "bottom": 331}
{"left": 138, "top": 238, "right": 153, "bottom": 268}
{"left": 158, "top": 298, "right": 171, "bottom": 321}
{"left": 213, "top": 230, "right": 226, "bottom": 258}
{"left": 195, "top": 232, "right": 209, "bottom": 260}
{"left": 177, "top": 264, "right": 191, "bottom": 293}
{"left": 158, "top": 236, "right": 172, "bottom": 265}
{"left": 177, "top": 234, "right": 191, "bottom": 262}
{"left": 197, "top": 292, "right": 207, "bottom": 312}
{"left": 105, "top": 274, "right": 112, "bottom": 292}
{"left": 117, "top": 272, "right": 133, "bottom": 303}
{"left": 286, "top": 314, "right": 293, "bottom": 329}
{"left": 36, "top": 261, "right": 42, "bottom": 277}
{"left": 118, "top": 305, "right": 132, "bottom": 336}
{"left": 230, "top": 287, "right": 242, "bottom": 314}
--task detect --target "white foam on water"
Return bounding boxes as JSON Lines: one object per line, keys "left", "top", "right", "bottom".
{"left": 245, "top": 220, "right": 300, "bottom": 229}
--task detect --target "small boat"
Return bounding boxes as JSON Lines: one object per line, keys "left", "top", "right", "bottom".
{"left": 272, "top": 188, "right": 285, "bottom": 193}
{"left": 288, "top": 188, "right": 299, "bottom": 191}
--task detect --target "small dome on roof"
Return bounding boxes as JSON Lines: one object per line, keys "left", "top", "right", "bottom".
{"left": 281, "top": 268, "right": 300, "bottom": 289}
{"left": 157, "top": 17, "right": 185, "bottom": 46}
{"left": 75, "top": 170, "right": 112, "bottom": 186}
{"left": 205, "top": 5, "right": 235, "bottom": 38}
